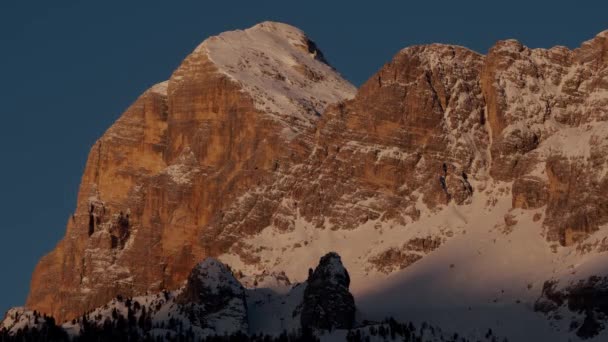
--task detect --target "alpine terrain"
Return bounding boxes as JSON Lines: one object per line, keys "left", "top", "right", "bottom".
{"left": 3, "top": 22, "right": 608, "bottom": 341}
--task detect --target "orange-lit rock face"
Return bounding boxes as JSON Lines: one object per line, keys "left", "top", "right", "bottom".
{"left": 26, "top": 25, "right": 608, "bottom": 322}
{"left": 26, "top": 22, "right": 356, "bottom": 322}
{"left": 276, "top": 44, "right": 488, "bottom": 234}
{"left": 27, "top": 84, "right": 171, "bottom": 321}
{"left": 481, "top": 31, "right": 608, "bottom": 245}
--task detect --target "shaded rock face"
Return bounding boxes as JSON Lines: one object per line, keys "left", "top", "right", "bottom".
{"left": 26, "top": 24, "right": 608, "bottom": 322}
{"left": 177, "top": 258, "right": 245, "bottom": 304}
{"left": 300, "top": 252, "right": 355, "bottom": 330}
{"left": 535, "top": 276, "right": 608, "bottom": 339}
{"left": 177, "top": 258, "right": 248, "bottom": 332}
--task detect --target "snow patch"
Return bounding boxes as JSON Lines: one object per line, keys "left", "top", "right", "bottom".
{"left": 161, "top": 149, "right": 199, "bottom": 185}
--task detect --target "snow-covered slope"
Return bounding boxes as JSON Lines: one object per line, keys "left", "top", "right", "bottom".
{"left": 196, "top": 21, "right": 356, "bottom": 132}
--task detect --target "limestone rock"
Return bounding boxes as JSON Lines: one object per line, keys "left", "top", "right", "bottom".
{"left": 26, "top": 21, "right": 355, "bottom": 322}
{"left": 300, "top": 252, "right": 355, "bottom": 330}
{"left": 535, "top": 276, "right": 608, "bottom": 339}
{"left": 177, "top": 258, "right": 248, "bottom": 333}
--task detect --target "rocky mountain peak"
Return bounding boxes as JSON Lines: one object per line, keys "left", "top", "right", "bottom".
{"left": 178, "top": 258, "right": 244, "bottom": 302}
{"left": 490, "top": 39, "right": 526, "bottom": 55}
{"left": 243, "top": 21, "right": 329, "bottom": 64}
{"left": 307, "top": 251, "right": 350, "bottom": 288}
{"left": 575, "top": 29, "right": 608, "bottom": 66}
{"left": 192, "top": 21, "right": 356, "bottom": 130}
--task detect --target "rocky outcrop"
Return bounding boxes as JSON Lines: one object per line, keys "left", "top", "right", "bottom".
{"left": 369, "top": 249, "right": 422, "bottom": 274}
{"left": 512, "top": 176, "right": 549, "bottom": 209}
{"left": 25, "top": 23, "right": 608, "bottom": 322}
{"left": 300, "top": 252, "right": 355, "bottom": 330}
{"left": 177, "top": 258, "right": 248, "bottom": 332}
{"left": 480, "top": 31, "right": 608, "bottom": 245}
{"left": 369, "top": 236, "right": 443, "bottom": 274}
{"left": 535, "top": 276, "right": 608, "bottom": 339}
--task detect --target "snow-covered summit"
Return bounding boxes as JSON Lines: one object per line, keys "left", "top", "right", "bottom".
{"left": 194, "top": 21, "right": 356, "bottom": 131}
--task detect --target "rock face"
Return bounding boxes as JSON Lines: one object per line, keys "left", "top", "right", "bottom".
{"left": 177, "top": 258, "right": 248, "bottom": 333}
{"left": 369, "top": 236, "right": 443, "bottom": 274}
{"left": 26, "top": 21, "right": 355, "bottom": 322}
{"left": 301, "top": 252, "right": 355, "bottom": 330}
{"left": 481, "top": 32, "right": 608, "bottom": 245}
{"left": 536, "top": 276, "right": 608, "bottom": 339}
{"left": 26, "top": 23, "right": 608, "bottom": 325}
{"left": 281, "top": 43, "right": 487, "bottom": 232}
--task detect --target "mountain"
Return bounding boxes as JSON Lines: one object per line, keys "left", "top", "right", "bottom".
{"left": 6, "top": 22, "right": 608, "bottom": 340}
{"left": 24, "top": 21, "right": 356, "bottom": 323}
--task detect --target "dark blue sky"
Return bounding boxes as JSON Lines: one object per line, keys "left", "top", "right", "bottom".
{"left": 0, "top": 0, "right": 606, "bottom": 316}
